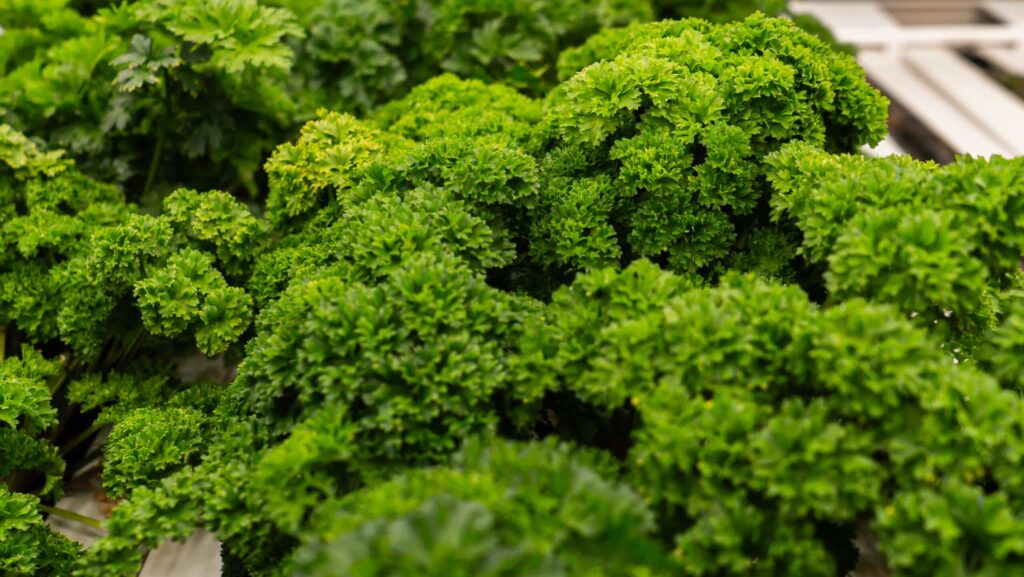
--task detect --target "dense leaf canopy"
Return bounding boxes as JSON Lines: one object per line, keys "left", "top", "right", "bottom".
{"left": 2, "top": 3, "right": 1023, "bottom": 577}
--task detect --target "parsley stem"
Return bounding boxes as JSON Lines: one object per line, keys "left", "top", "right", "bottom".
{"left": 142, "top": 128, "right": 165, "bottom": 199}
{"left": 142, "top": 68, "right": 172, "bottom": 199}
{"left": 49, "top": 355, "right": 72, "bottom": 396}
{"left": 40, "top": 505, "right": 104, "bottom": 529}
{"left": 61, "top": 422, "right": 105, "bottom": 456}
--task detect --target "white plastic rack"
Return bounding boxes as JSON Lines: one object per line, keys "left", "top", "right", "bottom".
{"left": 791, "top": 0, "right": 1024, "bottom": 157}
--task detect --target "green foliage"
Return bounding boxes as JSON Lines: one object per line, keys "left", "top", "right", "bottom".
{"left": 103, "top": 407, "right": 207, "bottom": 499}
{"left": 0, "top": 0, "right": 91, "bottom": 79}
{"left": 0, "top": 0, "right": 303, "bottom": 194}
{"left": 9, "top": 6, "right": 1024, "bottom": 577}
{"left": 251, "top": 183, "right": 517, "bottom": 307}
{"left": 0, "top": 0, "right": 652, "bottom": 196}
{"left": 292, "top": 438, "right": 673, "bottom": 577}
{"left": 48, "top": 187, "right": 260, "bottom": 360}
{"left": 70, "top": 420, "right": 259, "bottom": 577}
{"left": 372, "top": 73, "right": 543, "bottom": 144}
{"left": 646, "top": 2, "right": 851, "bottom": 53}
{"left": 238, "top": 250, "right": 535, "bottom": 487}
{"left": 0, "top": 347, "right": 77, "bottom": 576}
{"left": 0, "top": 486, "right": 80, "bottom": 577}
{"left": 515, "top": 259, "right": 701, "bottom": 407}
{"left": 0, "top": 126, "right": 128, "bottom": 342}
{"left": 66, "top": 367, "right": 173, "bottom": 426}
{"left": 0, "top": 127, "right": 256, "bottom": 541}
{"left": 263, "top": 75, "right": 541, "bottom": 229}
{"left": 263, "top": 109, "right": 399, "bottom": 228}
{"left": 75, "top": 252, "right": 539, "bottom": 575}
{"left": 766, "top": 142, "right": 1024, "bottom": 345}
{"left": 273, "top": 0, "right": 424, "bottom": 118}
{"left": 73, "top": 76, "right": 547, "bottom": 572}
{"left": 420, "top": 0, "right": 652, "bottom": 94}
{"left": 2, "top": 0, "right": 823, "bottom": 200}
{"left": 277, "top": 0, "right": 652, "bottom": 119}
{"left": 537, "top": 14, "right": 887, "bottom": 276}
{"left": 0, "top": 122, "right": 68, "bottom": 178}
{"left": 976, "top": 282, "right": 1024, "bottom": 389}
{"left": 72, "top": 17, "right": 894, "bottom": 577}
{"left": 256, "top": 76, "right": 544, "bottom": 304}
{"left": 160, "top": 188, "right": 269, "bottom": 278}
{"left": 0, "top": 347, "right": 64, "bottom": 495}
{"left": 526, "top": 265, "right": 1024, "bottom": 576}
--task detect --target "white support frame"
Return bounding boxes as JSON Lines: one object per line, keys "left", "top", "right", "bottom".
{"left": 978, "top": 1, "right": 1024, "bottom": 75}
{"left": 791, "top": 0, "right": 1024, "bottom": 158}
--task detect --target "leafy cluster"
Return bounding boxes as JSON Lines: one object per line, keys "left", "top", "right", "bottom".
{"left": 0, "top": 125, "right": 126, "bottom": 342}
{"left": 766, "top": 143, "right": 1024, "bottom": 346}
{"left": 66, "top": 15, "right": 882, "bottom": 577}
{"left": 1, "top": 0, "right": 845, "bottom": 201}
{"left": 0, "top": 124, "right": 256, "bottom": 574}
{"left": 4, "top": 0, "right": 839, "bottom": 201}
{"left": 0, "top": 0, "right": 653, "bottom": 198}
{"left": 253, "top": 75, "right": 545, "bottom": 304}
{"left": 523, "top": 263, "right": 1024, "bottom": 576}
{"left": 277, "top": 0, "right": 653, "bottom": 117}
{"left": 0, "top": 347, "right": 64, "bottom": 496}
{"left": 102, "top": 406, "right": 208, "bottom": 499}
{"left": 0, "top": 125, "right": 262, "bottom": 360}
{"left": 58, "top": 189, "right": 262, "bottom": 360}
{"left": 538, "top": 15, "right": 887, "bottom": 276}
{"left": 0, "top": 0, "right": 304, "bottom": 195}
{"left": 292, "top": 438, "right": 673, "bottom": 577}
{"left": 0, "top": 348, "right": 79, "bottom": 576}
{"left": 5, "top": 4, "right": 1024, "bottom": 577}
{"left": 61, "top": 74, "right": 556, "bottom": 574}
{"left": 0, "top": 486, "right": 80, "bottom": 577}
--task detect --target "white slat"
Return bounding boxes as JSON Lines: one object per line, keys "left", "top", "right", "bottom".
{"left": 837, "top": 24, "right": 1022, "bottom": 49}
{"left": 904, "top": 47, "right": 1024, "bottom": 154}
{"left": 793, "top": 1, "right": 1024, "bottom": 50}
{"left": 858, "top": 51, "right": 1013, "bottom": 156}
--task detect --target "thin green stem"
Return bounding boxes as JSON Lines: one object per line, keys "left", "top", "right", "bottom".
{"left": 61, "top": 421, "right": 105, "bottom": 456}
{"left": 49, "top": 355, "right": 73, "bottom": 396}
{"left": 71, "top": 454, "right": 104, "bottom": 481}
{"left": 0, "top": 325, "right": 6, "bottom": 361}
{"left": 142, "top": 69, "right": 173, "bottom": 199}
{"left": 40, "top": 505, "right": 104, "bottom": 529}
{"left": 142, "top": 127, "right": 165, "bottom": 199}
{"left": 116, "top": 327, "right": 147, "bottom": 370}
